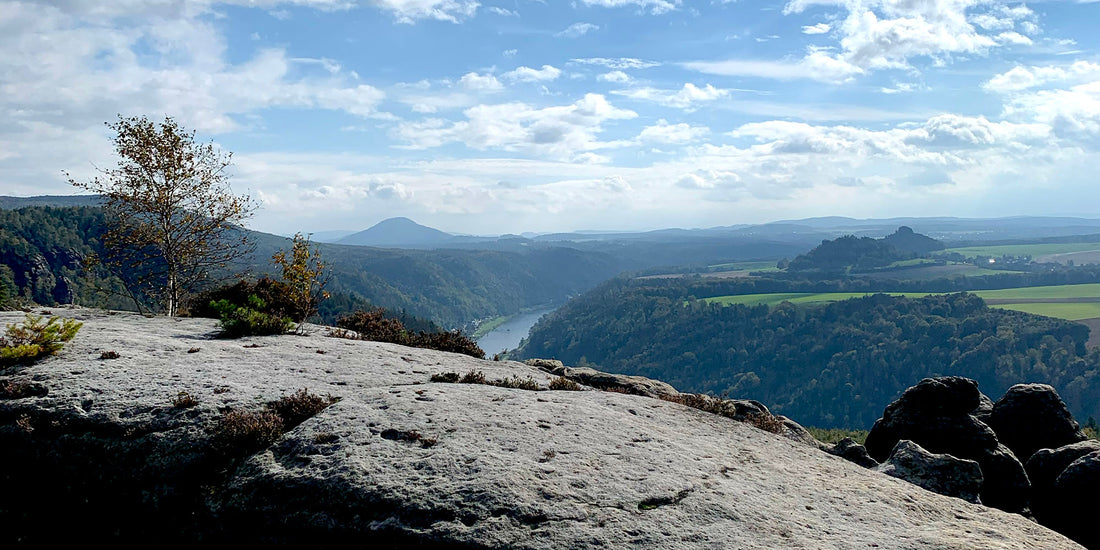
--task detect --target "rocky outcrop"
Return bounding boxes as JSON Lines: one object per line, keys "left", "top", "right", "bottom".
{"left": 863, "top": 376, "right": 1030, "bottom": 512}
{"left": 1027, "top": 440, "right": 1100, "bottom": 525}
{"left": 1047, "top": 450, "right": 1100, "bottom": 548}
{"left": 986, "top": 383, "right": 1087, "bottom": 463}
{"left": 0, "top": 309, "right": 1081, "bottom": 548}
{"left": 529, "top": 359, "right": 679, "bottom": 398}
{"left": 874, "top": 440, "right": 983, "bottom": 504}
{"left": 829, "top": 437, "right": 878, "bottom": 468}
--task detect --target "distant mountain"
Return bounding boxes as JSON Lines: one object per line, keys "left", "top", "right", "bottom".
{"left": 0, "top": 195, "right": 101, "bottom": 209}
{"left": 338, "top": 217, "right": 454, "bottom": 248}
{"left": 882, "top": 226, "right": 945, "bottom": 255}
{"left": 308, "top": 230, "right": 357, "bottom": 243}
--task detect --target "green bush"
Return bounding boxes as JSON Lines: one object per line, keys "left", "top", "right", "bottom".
{"left": 210, "top": 294, "right": 294, "bottom": 338}
{"left": 0, "top": 314, "right": 82, "bottom": 367}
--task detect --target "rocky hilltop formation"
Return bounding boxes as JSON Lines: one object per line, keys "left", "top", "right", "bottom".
{"left": 0, "top": 309, "right": 1083, "bottom": 548}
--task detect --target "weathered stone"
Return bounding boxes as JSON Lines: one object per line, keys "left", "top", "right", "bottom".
{"left": 863, "top": 376, "right": 1030, "bottom": 513}
{"left": 874, "top": 440, "right": 983, "bottom": 504}
{"left": 1027, "top": 440, "right": 1100, "bottom": 524}
{"left": 1048, "top": 450, "right": 1100, "bottom": 548}
{"left": 986, "top": 384, "right": 1087, "bottom": 463}
{"left": 532, "top": 362, "right": 680, "bottom": 399}
{"left": 0, "top": 310, "right": 1083, "bottom": 548}
{"left": 829, "top": 437, "right": 878, "bottom": 468}
{"left": 974, "top": 392, "right": 994, "bottom": 424}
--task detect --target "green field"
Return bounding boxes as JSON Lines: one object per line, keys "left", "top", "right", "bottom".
{"left": 992, "top": 303, "right": 1100, "bottom": 321}
{"left": 941, "top": 242, "right": 1100, "bottom": 258}
{"left": 702, "top": 283, "right": 1100, "bottom": 322}
{"left": 969, "top": 283, "right": 1100, "bottom": 300}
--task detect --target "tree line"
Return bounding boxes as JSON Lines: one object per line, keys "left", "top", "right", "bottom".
{"left": 517, "top": 279, "right": 1100, "bottom": 429}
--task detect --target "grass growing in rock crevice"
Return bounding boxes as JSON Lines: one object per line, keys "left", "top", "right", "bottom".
{"left": 430, "top": 371, "right": 584, "bottom": 392}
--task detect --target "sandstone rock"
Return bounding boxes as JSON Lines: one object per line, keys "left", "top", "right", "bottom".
{"left": 986, "top": 384, "right": 1087, "bottom": 463}
{"left": 1027, "top": 440, "right": 1100, "bottom": 524}
{"left": 874, "top": 440, "right": 983, "bottom": 504}
{"left": 0, "top": 310, "right": 1082, "bottom": 548}
{"left": 531, "top": 362, "right": 679, "bottom": 399}
{"left": 829, "top": 437, "right": 878, "bottom": 468}
{"left": 863, "top": 376, "right": 1030, "bottom": 513}
{"left": 1048, "top": 450, "right": 1100, "bottom": 548}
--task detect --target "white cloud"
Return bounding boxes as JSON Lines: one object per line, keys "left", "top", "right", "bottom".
{"left": 984, "top": 61, "right": 1100, "bottom": 93}
{"left": 368, "top": 0, "right": 481, "bottom": 23}
{"left": 570, "top": 57, "right": 661, "bottom": 70}
{"left": 693, "top": 0, "right": 1040, "bottom": 83}
{"left": 556, "top": 22, "right": 599, "bottom": 38}
{"left": 458, "top": 72, "right": 504, "bottom": 91}
{"left": 685, "top": 53, "right": 863, "bottom": 83}
{"left": 502, "top": 65, "right": 562, "bottom": 82}
{"left": 802, "top": 23, "right": 831, "bottom": 35}
{"left": 597, "top": 70, "right": 632, "bottom": 84}
{"left": 485, "top": 6, "right": 518, "bottom": 16}
{"left": 579, "top": 0, "right": 681, "bottom": 15}
{"left": 636, "top": 119, "right": 709, "bottom": 143}
{"left": 393, "top": 93, "right": 637, "bottom": 159}
{"left": 613, "top": 83, "right": 731, "bottom": 109}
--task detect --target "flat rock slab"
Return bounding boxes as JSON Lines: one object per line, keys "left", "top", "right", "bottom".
{"left": 0, "top": 309, "right": 1082, "bottom": 549}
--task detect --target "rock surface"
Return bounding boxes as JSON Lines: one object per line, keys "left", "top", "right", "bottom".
{"left": 0, "top": 309, "right": 1082, "bottom": 548}
{"left": 986, "top": 383, "right": 1087, "bottom": 463}
{"left": 873, "top": 440, "right": 983, "bottom": 504}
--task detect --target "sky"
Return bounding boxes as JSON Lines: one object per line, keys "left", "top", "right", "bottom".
{"left": 2, "top": 0, "right": 1100, "bottom": 236}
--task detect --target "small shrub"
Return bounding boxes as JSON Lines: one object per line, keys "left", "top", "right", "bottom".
{"left": 548, "top": 377, "right": 582, "bottom": 391}
{"left": 419, "top": 437, "right": 438, "bottom": 448}
{"left": 337, "top": 309, "right": 409, "bottom": 345}
{"left": 430, "top": 372, "right": 460, "bottom": 383}
{"left": 409, "top": 330, "right": 485, "bottom": 359}
{"left": 187, "top": 347, "right": 200, "bottom": 354}
{"left": 213, "top": 386, "right": 230, "bottom": 394}
{"left": 0, "top": 314, "right": 82, "bottom": 367}
{"left": 0, "top": 379, "right": 47, "bottom": 399}
{"left": 494, "top": 375, "right": 541, "bottom": 391}
{"left": 172, "top": 391, "right": 199, "bottom": 409}
{"left": 313, "top": 432, "right": 339, "bottom": 444}
{"left": 99, "top": 351, "right": 120, "bottom": 360}
{"left": 540, "top": 449, "right": 556, "bottom": 463}
{"left": 335, "top": 309, "right": 485, "bottom": 359}
{"left": 214, "top": 409, "right": 284, "bottom": 450}
{"left": 271, "top": 233, "right": 330, "bottom": 328}
{"left": 266, "top": 388, "right": 339, "bottom": 429}
{"left": 459, "top": 370, "right": 487, "bottom": 384}
{"left": 746, "top": 413, "right": 786, "bottom": 434}
{"left": 212, "top": 295, "right": 295, "bottom": 338}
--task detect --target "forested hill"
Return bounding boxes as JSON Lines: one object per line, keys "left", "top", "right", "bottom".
{"left": 0, "top": 205, "right": 624, "bottom": 327}
{"left": 788, "top": 226, "right": 944, "bottom": 272}
{"left": 516, "top": 279, "right": 1100, "bottom": 428}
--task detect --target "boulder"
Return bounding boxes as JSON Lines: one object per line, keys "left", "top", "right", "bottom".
{"left": 985, "top": 384, "right": 1086, "bottom": 463}
{"left": 1027, "top": 440, "right": 1100, "bottom": 524}
{"left": 828, "top": 437, "right": 878, "bottom": 468}
{"left": 1047, "top": 450, "right": 1100, "bottom": 548}
{"left": 874, "top": 440, "right": 983, "bottom": 504}
{"left": 864, "top": 376, "right": 1030, "bottom": 513}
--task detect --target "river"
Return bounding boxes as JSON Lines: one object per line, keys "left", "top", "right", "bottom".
{"left": 476, "top": 306, "right": 556, "bottom": 356}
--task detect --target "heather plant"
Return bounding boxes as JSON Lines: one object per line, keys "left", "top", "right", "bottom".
{"left": 266, "top": 388, "right": 339, "bottom": 429}
{"left": 335, "top": 308, "right": 484, "bottom": 359}
{"left": 0, "top": 314, "right": 82, "bottom": 367}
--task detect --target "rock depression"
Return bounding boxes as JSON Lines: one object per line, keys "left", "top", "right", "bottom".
{"left": 0, "top": 309, "right": 1082, "bottom": 548}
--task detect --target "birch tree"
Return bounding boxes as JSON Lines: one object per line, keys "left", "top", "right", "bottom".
{"left": 70, "top": 115, "right": 256, "bottom": 316}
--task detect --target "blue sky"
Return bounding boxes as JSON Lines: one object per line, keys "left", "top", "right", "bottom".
{"left": 3, "top": 0, "right": 1100, "bottom": 235}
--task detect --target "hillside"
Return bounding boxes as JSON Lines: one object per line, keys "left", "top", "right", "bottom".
{"left": 0, "top": 308, "right": 1080, "bottom": 548}
{"left": 516, "top": 280, "right": 1100, "bottom": 428}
